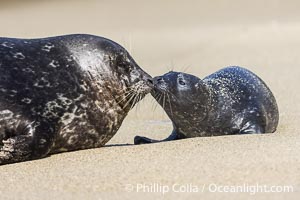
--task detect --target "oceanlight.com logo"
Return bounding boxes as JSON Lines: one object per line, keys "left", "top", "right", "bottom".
{"left": 208, "top": 183, "right": 294, "bottom": 195}
{"left": 124, "top": 183, "right": 294, "bottom": 195}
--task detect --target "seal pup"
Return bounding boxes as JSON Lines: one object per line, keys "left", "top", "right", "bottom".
{"left": 0, "top": 34, "right": 153, "bottom": 164}
{"left": 134, "top": 66, "right": 279, "bottom": 144}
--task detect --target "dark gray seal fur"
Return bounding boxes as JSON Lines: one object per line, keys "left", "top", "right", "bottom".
{"left": 134, "top": 66, "right": 279, "bottom": 144}
{"left": 0, "top": 34, "right": 153, "bottom": 164}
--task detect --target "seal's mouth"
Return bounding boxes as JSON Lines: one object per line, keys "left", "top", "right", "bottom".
{"left": 130, "top": 72, "right": 153, "bottom": 94}
{"left": 132, "top": 80, "right": 153, "bottom": 95}
{"left": 150, "top": 76, "right": 171, "bottom": 105}
{"left": 150, "top": 76, "right": 168, "bottom": 94}
{"left": 150, "top": 81, "right": 176, "bottom": 117}
{"left": 154, "top": 84, "right": 168, "bottom": 92}
{"left": 117, "top": 79, "right": 153, "bottom": 110}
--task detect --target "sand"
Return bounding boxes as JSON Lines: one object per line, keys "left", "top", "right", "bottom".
{"left": 0, "top": 0, "right": 299, "bottom": 199}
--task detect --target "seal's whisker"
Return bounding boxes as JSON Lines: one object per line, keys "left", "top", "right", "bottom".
{"left": 182, "top": 65, "right": 191, "bottom": 73}
{"left": 123, "top": 92, "right": 137, "bottom": 109}
{"left": 134, "top": 94, "right": 139, "bottom": 113}
{"left": 156, "top": 93, "right": 163, "bottom": 102}
{"left": 157, "top": 93, "right": 163, "bottom": 104}
{"left": 116, "top": 90, "right": 135, "bottom": 104}
{"left": 151, "top": 93, "right": 160, "bottom": 103}
{"left": 162, "top": 92, "right": 166, "bottom": 111}
{"left": 153, "top": 93, "right": 163, "bottom": 111}
{"left": 116, "top": 90, "right": 133, "bottom": 101}
{"left": 169, "top": 60, "right": 175, "bottom": 71}
{"left": 115, "top": 88, "right": 134, "bottom": 100}
{"left": 160, "top": 92, "right": 167, "bottom": 120}
{"left": 166, "top": 92, "right": 174, "bottom": 117}
{"left": 135, "top": 93, "right": 142, "bottom": 113}
{"left": 165, "top": 90, "right": 179, "bottom": 101}
{"left": 151, "top": 94, "right": 159, "bottom": 111}
{"left": 120, "top": 87, "right": 136, "bottom": 94}
{"left": 152, "top": 93, "right": 160, "bottom": 101}
{"left": 138, "top": 93, "right": 143, "bottom": 109}
{"left": 132, "top": 92, "right": 142, "bottom": 111}
{"left": 129, "top": 94, "right": 138, "bottom": 111}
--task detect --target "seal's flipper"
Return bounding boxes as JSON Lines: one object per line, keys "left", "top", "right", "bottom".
{"left": 134, "top": 130, "right": 181, "bottom": 145}
{"left": 0, "top": 135, "right": 34, "bottom": 165}
{"left": 0, "top": 120, "right": 55, "bottom": 165}
{"left": 240, "top": 122, "right": 264, "bottom": 134}
{"left": 0, "top": 121, "right": 35, "bottom": 165}
{"left": 134, "top": 136, "right": 158, "bottom": 144}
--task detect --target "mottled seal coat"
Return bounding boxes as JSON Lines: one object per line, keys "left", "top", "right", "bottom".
{"left": 135, "top": 66, "right": 279, "bottom": 144}
{"left": 0, "top": 34, "right": 153, "bottom": 164}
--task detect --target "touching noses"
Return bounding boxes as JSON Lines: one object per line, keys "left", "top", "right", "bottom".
{"left": 146, "top": 78, "right": 153, "bottom": 85}
{"left": 142, "top": 74, "right": 154, "bottom": 88}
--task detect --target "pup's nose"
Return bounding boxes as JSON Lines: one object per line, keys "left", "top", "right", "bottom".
{"left": 153, "top": 76, "right": 164, "bottom": 85}
{"left": 143, "top": 76, "right": 154, "bottom": 88}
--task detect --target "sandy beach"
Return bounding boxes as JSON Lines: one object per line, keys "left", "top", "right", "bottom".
{"left": 0, "top": 0, "right": 299, "bottom": 199}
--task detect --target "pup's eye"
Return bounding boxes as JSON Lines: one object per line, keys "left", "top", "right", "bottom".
{"left": 178, "top": 79, "right": 186, "bottom": 85}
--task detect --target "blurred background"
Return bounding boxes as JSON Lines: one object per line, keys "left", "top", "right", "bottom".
{"left": 1, "top": 0, "right": 300, "bottom": 72}
{"left": 0, "top": 0, "right": 299, "bottom": 141}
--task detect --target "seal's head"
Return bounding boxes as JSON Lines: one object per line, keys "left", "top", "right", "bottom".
{"left": 113, "top": 50, "right": 153, "bottom": 95}
{"left": 75, "top": 38, "right": 154, "bottom": 110}
{"left": 90, "top": 39, "right": 153, "bottom": 94}
{"left": 108, "top": 50, "right": 153, "bottom": 110}
{"left": 151, "top": 71, "right": 211, "bottom": 131}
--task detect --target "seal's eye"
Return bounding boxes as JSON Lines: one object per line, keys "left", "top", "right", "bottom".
{"left": 117, "top": 61, "right": 132, "bottom": 73}
{"left": 178, "top": 79, "right": 186, "bottom": 86}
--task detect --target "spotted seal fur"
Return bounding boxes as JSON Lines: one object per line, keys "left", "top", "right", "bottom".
{"left": 134, "top": 66, "right": 279, "bottom": 144}
{"left": 0, "top": 34, "right": 153, "bottom": 164}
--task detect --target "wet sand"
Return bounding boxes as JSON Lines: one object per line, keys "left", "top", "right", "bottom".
{"left": 0, "top": 0, "right": 299, "bottom": 199}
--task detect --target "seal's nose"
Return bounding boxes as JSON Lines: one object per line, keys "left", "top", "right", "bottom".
{"left": 141, "top": 72, "right": 153, "bottom": 88}
{"left": 146, "top": 78, "right": 153, "bottom": 85}
{"left": 144, "top": 77, "right": 153, "bottom": 88}
{"left": 153, "top": 76, "right": 164, "bottom": 85}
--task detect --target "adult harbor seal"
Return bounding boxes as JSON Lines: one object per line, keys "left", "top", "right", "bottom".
{"left": 134, "top": 66, "right": 279, "bottom": 144}
{"left": 0, "top": 34, "right": 153, "bottom": 165}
